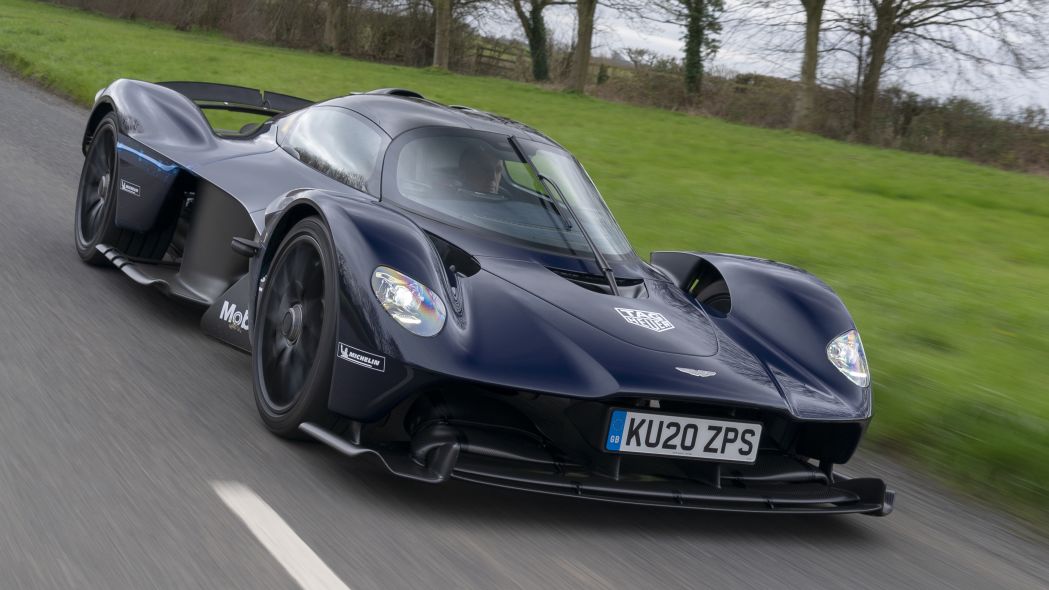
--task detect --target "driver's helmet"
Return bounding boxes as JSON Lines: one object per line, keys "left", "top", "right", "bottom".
{"left": 458, "top": 143, "right": 503, "bottom": 195}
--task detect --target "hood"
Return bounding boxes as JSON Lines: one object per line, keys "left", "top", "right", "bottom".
{"left": 477, "top": 257, "right": 719, "bottom": 357}
{"left": 320, "top": 202, "right": 869, "bottom": 421}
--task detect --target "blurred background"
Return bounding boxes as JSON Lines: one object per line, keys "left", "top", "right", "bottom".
{"left": 39, "top": 0, "right": 1049, "bottom": 171}
{"left": 0, "top": 0, "right": 1047, "bottom": 587}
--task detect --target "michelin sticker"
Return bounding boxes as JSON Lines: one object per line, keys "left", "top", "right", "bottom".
{"left": 120, "top": 179, "right": 141, "bottom": 196}
{"left": 338, "top": 342, "right": 386, "bottom": 372}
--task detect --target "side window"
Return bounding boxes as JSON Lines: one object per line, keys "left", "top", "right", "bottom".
{"left": 281, "top": 107, "right": 384, "bottom": 195}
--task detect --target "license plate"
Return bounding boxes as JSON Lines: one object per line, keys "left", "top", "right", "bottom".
{"left": 604, "top": 409, "right": 762, "bottom": 464}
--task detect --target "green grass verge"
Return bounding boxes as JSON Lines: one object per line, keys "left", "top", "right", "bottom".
{"left": 3, "top": 0, "right": 1049, "bottom": 521}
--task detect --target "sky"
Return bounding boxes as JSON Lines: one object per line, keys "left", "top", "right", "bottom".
{"left": 485, "top": 4, "right": 1049, "bottom": 113}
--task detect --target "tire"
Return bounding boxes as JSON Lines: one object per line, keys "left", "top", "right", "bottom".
{"left": 251, "top": 217, "right": 338, "bottom": 439}
{"left": 74, "top": 113, "right": 172, "bottom": 265}
{"left": 696, "top": 279, "right": 731, "bottom": 316}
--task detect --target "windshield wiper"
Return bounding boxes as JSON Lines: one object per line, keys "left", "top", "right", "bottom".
{"left": 508, "top": 137, "right": 620, "bottom": 296}
{"left": 530, "top": 189, "right": 573, "bottom": 230}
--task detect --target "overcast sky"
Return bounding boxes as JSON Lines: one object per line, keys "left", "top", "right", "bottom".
{"left": 485, "top": 4, "right": 1049, "bottom": 113}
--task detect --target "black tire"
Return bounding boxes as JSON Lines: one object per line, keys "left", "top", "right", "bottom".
{"left": 696, "top": 279, "right": 731, "bottom": 316}
{"left": 74, "top": 113, "right": 171, "bottom": 265}
{"left": 252, "top": 217, "right": 338, "bottom": 438}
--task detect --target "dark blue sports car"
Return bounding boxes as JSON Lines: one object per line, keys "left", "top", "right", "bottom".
{"left": 74, "top": 79, "right": 893, "bottom": 515}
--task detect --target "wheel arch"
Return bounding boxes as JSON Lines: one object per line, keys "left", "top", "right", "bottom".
{"left": 85, "top": 79, "right": 218, "bottom": 155}
{"left": 82, "top": 99, "right": 116, "bottom": 154}
{"left": 253, "top": 190, "right": 451, "bottom": 421}
{"left": 255, "top": 191, "right": 448, "bottom": 308}
{"left": 257, "top": 200, "right": 326, "bottom": 280}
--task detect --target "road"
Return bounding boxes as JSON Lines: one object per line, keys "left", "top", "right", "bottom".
{"left": 0, "top": 69, "right": 1046, "bottom": 590}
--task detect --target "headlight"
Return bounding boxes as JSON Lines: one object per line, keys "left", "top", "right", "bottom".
{"left": 371, "top": 267, "right": 446, "bottom": 336}
{"left": 826, "top": 329, "right": 870, "bottom": 387}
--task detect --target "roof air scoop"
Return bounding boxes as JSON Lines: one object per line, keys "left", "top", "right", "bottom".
{"left": 366, "top": 88, "right": 425, "bottom": 99}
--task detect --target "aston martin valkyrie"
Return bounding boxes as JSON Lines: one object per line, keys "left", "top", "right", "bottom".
{"left": 74, "top": 79, "right": 893, "bottom": 515}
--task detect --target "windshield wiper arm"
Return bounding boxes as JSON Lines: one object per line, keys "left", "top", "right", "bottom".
{"left": 539, "top": 174, "right": 620, "bottom": 296}
{"left": 531, "top": 187, "right": 573, "bottom": 230}
{"left": 507, "top": 136, "right": 619, "bottom": 296}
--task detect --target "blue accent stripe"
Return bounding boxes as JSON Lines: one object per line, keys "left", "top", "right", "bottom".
{"left": 116, "top": 142, "right": 180, "bottom": 175}
{"left": 606, "top": 410, "right": 627, "bottom": 451}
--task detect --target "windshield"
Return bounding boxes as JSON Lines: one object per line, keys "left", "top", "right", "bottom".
{"left": 383, "top": 128, "right": 634, "bottom": 259}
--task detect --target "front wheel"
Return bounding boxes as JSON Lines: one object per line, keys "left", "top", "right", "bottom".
{"left": 252, "top": 217, "right": 338, "bottom": 438}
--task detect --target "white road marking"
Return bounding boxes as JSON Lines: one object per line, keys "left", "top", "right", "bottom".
{"left": 212, "top": 481, "right": 352, "bottom": 590}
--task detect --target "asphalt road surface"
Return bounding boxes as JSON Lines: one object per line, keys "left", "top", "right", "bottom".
{"left": 0, "top": 69, "right": 1047, "bottom": 590}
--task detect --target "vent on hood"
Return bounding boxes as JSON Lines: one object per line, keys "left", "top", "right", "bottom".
{"left": 428, "top": 233, "right": 480, "bottom": 279}
{"left": 547, "top": 267, "right": 647, "bottom": 298}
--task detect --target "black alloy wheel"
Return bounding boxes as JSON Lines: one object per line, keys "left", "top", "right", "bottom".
{"left": 252, "top": 217, "right": 338, "bottom": 438}
{"left": 74, "top": 114, "right": 120, "bottom": 264}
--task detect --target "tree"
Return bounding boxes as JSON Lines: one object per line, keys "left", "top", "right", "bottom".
{"left": 431, "top": 0, "right": 454, "bottom": 68}
{"left": 611, "top": 0, "right": 723, "bottom": 97}
{"left": 793, "top": 0, "right": 827, "bottom": 129}
{"left": 726, "top": 0, "right": 827, "bottom": 128}
{"left": 568, "top": 0, "right": 598, "bottom": 91}
{"left": 323, "top": 0, "right": 347, "bottom": 54}
{"left": 509, "top": 0, "right": 572, "bottom": 81}
{"left": 825, "top": 0, "right": 1049, "bottom": 141}
{"left": 679, "top": 0, "right": 724, "bottom": 96}
{"left": 428, "top": 0, "right": 493, "bottom": 69}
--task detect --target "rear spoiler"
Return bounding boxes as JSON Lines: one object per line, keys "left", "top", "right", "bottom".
{"left": 157, "top": 81, "right": 313, "bottom": 116}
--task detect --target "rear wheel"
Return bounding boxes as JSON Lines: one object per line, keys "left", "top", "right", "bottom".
{"left": 74, "top": 113, "right": 171, "bottom": 264}
{"left": 252, "top": 217, "right": 338, "bottom": 438}
{"left": 74, "top": 114, "right": 121, "bottom": 265}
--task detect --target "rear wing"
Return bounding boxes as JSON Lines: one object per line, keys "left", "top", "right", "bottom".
{"left": 157, "top": 81, "right": 312, "bottom": 116}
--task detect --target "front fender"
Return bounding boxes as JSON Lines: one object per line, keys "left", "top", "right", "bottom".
{"left": 255, "top": 190, "right": 452, "bottom": 421}
{"left": 256, "top": 191, "right": 626, "bottom": 422}
{"left": 651, "top": 251, "right": 871, "bottom": 421}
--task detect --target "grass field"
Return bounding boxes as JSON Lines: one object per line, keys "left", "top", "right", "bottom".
{"left": 2, "top": 0, "right": 1048, "bottom": 520}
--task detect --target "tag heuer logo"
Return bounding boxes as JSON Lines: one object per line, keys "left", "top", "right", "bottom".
{"left": 615, "top": 308, "right": 675, "bottom": 332}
